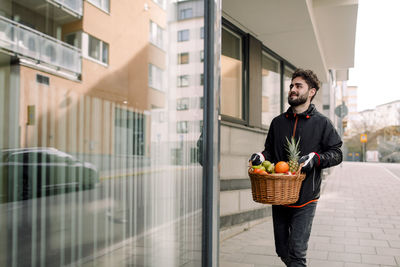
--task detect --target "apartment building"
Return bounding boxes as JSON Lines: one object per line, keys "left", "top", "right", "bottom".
{"left": 0, "top": 0, "right": 358, "bottom": 266}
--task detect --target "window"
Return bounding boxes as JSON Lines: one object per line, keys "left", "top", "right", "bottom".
{"left": 200, "top": 50, "right": 204, "bottom": 62}
{"left": 178, "top": 29, "right": 189, "bottom": 42}
{"left": 221, "top": 27, "right": 243, "bottom": 119}
{"left": 261, "top": 52, "right": 281, "bottom": 126}
{"left": 177, "top": 121, "right": 188, "bottom": 133}
{"left": 179, "top": 8, "right": 193, "bottom": 20}
{"left": 149, "top": 21, "right": 165, "bottom": 49}
{"left": 200, "top": 73, "right": 204, "bottom": 86}
{"left": 36, "top": 74, "right": 49, "bottom": 85}
{"left": 200, "top": 97, "right": 204, "bottom": 109}
{"left": 178, "top": 52, "right": 189, "bottom": 64}
{"left": 88, "top": 34, "right": 109, "bottom": 64}
{"left": 200, "top": 27, "right": 204, "bottom": 39}
{"left": 64, "top": 31, "right": 81, "bottom": 48}
{"left": 87, "top": 0, "right": 110, "bottom": 12}
{"left": 177, "top": 98, "right": 189, "bottom": 110}
{"left": 114, "top": 108, "right": 145, "bottom": 156}
{"left": 148, "top": 64, "right": 165, "bottom": 91}
{"left": 152, "top": 0, "right": 166, "bottom": 9}
{"left": 283, "top": 67, "right": 295, "bottom": 111}
{"left": 177, "top": 75, "right": 189, "bottom": 87}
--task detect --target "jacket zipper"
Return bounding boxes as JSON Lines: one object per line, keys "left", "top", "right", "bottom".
{"left": 292, "top": 115, "right": 299, "bottom": 137}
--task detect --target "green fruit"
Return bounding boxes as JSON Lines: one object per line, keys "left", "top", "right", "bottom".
{"left": 262, "top": 160, "right": 271, "bottom": 168}
{"left": 252, "top": 165, "right": 266, "bottom": 171}
{"left": 267, "top": 164, "right": 275, "bottom": 173}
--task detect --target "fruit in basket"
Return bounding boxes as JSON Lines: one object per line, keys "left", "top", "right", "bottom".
{"left": 285, "top": 136, "right": 301, "bottom": 173}
{"left": 253, "top": 168, "right": 266, "bottom": 174}
{"left": 252, "top": 164, "right": 266, "bottom": 171}
{"left": 266, "top": 163, "right": 275, "bottom": 173}
{"left": 275, "top": 161, "right": 289, "bottom": 173}
{"left": 262, "top": 160, "right": 271, "bottom": 168}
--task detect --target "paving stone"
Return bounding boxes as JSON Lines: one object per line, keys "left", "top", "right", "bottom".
{"left": 376, "top": 246, "right": 400, "bottom": 256}
{"left": 344, "top": 263, "right": 379, "bottom": 267}
{"left": 313, "top": 242, "right": 345, "bottom": 253}
{"left": 306, "top": 250, "right": 328, "bottom": 260}
{"left": 388, "top": 240, "right": 400, "bottom": 248}
{"left": 330, "top": 238, "right": 359, "bottom": 245}
{"left": 361, "top": 254, "right": 397, "bottom": 266}
{"left": 308, "top": 259, "right": 344, "bottom": 267}
{"left": 345, "top": 245, "right": 376, "bottom": 255}
{"left": 327, "top": 252, "right": 361, "bottom": 263}
{"left": 359, "top": 239, "right": 389, "bottom": 247}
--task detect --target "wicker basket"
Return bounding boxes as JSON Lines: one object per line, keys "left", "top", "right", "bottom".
{"left": 248, "top": 165, "right": 306, "bottom": 205}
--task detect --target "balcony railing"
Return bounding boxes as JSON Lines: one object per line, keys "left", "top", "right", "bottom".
{"left": 0, "top": 15, "right": 81, "bottom": 75}
{"left": 49, "top": 0, "right": 83, "bottom": 17}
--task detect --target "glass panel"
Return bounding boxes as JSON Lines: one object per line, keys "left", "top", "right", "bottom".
{"left": 0, "top": 0, "right": 209, "bottom": 266}
{"left": 88, "top": 35, "right": 101, "bottom": 60}
{"left": 221, "top": 27, "right": 242, "bottom": 119}
{"left": 284, "top": 66, "right": 295, "bottom": 111}
{"left": 261, "top": 52, "right": 281, "bottom": 126}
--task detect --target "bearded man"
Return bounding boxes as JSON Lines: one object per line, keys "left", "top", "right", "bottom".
{"left": 249, "top": 69, "right": 343, "bottom": 267}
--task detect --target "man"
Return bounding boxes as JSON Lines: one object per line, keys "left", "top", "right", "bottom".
{"left": 250, "top": 69, "right": 343, "bottom": 267}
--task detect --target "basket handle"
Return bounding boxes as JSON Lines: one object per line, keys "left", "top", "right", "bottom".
{"left": 296, "top": 163, "right": 304, "bottom": 177}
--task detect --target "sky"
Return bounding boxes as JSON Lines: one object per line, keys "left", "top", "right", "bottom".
{"left": 347, "top": 0, "right": 400, "bottom": 112}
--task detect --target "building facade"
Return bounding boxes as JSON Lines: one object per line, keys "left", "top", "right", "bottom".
{"left": 0, "top": 0, "right": 358, "bottom": 266}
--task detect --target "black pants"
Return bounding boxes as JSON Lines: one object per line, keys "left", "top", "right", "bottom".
{"left": 272, "top": 202, "right": 317, "bottom": 267}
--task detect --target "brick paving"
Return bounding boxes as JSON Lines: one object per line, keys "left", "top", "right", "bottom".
{"left": 220, "top": 162, "right": 400, "bottom": 267}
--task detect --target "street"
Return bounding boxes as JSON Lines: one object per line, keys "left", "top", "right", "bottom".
{"left": 220, "top": 161, "right": 400, "bottom": 266}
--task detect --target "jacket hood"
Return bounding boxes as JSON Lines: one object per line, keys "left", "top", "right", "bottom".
{"left": 285, "top": 104, "right": 316, "bottom": 118}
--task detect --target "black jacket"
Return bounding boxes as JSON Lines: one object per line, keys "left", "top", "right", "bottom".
{"left": 262, "top": 104, "right": 343, "bottom": 206}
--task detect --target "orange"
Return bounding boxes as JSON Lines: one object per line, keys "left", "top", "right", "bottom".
{"left": 275, "top": 161, "right": 289, "bottom": 173}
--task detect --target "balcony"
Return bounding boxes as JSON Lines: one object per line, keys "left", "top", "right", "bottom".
{"left": 48, "top": 0, "right": 83, "bottom": 18}
{"left": 0, "top": 15, "right": 81, "bottom": 76}
{"left": 13, "top": 0, "right": 83, "bottom": 20}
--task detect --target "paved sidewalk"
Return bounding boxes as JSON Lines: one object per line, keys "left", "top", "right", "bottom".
{"left": 220, "top": 162, "right": 400, "bottom": 267}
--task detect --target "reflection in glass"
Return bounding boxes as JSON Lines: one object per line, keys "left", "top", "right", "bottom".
{"left": 261, "top": 52, "right": 281, "bottom": 126}
{"left": 221, "top": 27, "right": 242, "bottom": 119}
{"left": 0, "top": 0, "right": 205, "bottom": 266}
{"left": 284, "top": 66, "right": 295, "bottom": 111}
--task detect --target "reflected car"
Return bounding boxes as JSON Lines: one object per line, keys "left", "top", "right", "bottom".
{"left": 1, "top": 147, "right": 99, "bottom": 201}
{"left": 380, "top": 151, "right": 400, "bottom": 163}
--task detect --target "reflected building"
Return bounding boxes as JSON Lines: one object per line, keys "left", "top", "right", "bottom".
{"left": 0, "top": 0, "right": 359, "bottom": 266}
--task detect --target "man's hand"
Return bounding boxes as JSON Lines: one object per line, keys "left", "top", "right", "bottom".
{"left": 298, "top": 152, "right": 320, "bottom": 172}
{"left": 249, "top": 153, "right": 265, "bottom": 166}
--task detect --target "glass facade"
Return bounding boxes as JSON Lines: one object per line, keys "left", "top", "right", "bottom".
{"left": 283, "top": 66, "right": 295, "bottom": 112}
{"left": 261, "top": 52, "right": 281, "bottom": 127}
{"left": 221, "top": 27, "right": 242, "bottom": 119}
{"left": 0, "top": 0, "right": 215, "bottom": 266}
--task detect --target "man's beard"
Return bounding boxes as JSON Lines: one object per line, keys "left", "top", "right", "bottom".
{"left": 288, "top": 91, "right": 309, "bottom": 107}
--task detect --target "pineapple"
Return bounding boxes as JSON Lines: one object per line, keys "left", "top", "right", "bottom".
{"left": 285, "top": 136, "right": 301, "bottom": 173}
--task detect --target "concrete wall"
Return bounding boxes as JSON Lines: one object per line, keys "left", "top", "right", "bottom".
{"left": 219, "top": 122, "right": 272, "bottom": 240}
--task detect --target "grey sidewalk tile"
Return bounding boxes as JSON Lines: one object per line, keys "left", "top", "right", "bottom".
{"left": 220, "top": 261, "right": 254, "bottom": 267}
{"left": 369, "top": 222, "right": 395, "bottom": 229}
{"left": 313, "top": 230, "right": 345, "bottom": 238}
{"left": 327, "top": 252, "right": 361, "bottom": 263}
{"left": 306, "top": 250, "right": 329, "bottom": 260}
{"left": 361, "top": 254, "right": 397, "bottom": 266}
{"left": 241, "top": 254, "right": 282, "bottom": 266}
{"left": 240, "top": 245, "right": 277, "bottom": 256}
{"left": 372, "top": 233, "right": 400, "bottom": 241}
{"left": 383, "top": 228, "right": 400, "bottom": 235}
{"left": 345, "top": 231, "right": 372, "bottom": 239}
{"left": 388, "top": 240, "right": 400, "bottom": 248}
{"left": 344, "top": 263, "right": 379, "bottom": 267}
{"left": 309, "top": 236, "right": 331, "bottom": 245}
{"left": 359, "top": 239, "right": 389, "bottom": 247}
{"left": 332, "top": 225, "right": 358, "bottom": 232}
{"left": 357, "top": 227, "right": 384, "bottom": 234}
{"left": 308, "top": 259, "right": 344, "bottom": 267}
{"left": 376, "top": 246, "right": 400, "bottom": 256}
{"left": 345, "top": 245, "right": 376, "bottom": 255}
{"left": 331, "top": 237, "right": 359, "bottom": 245}
{"left": 313, "top": 242, "right": 345, "bottom": 253}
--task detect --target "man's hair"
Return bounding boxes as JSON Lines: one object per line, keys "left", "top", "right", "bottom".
{"left": 292, "top": 69, "right": 320, "bottom": 101}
